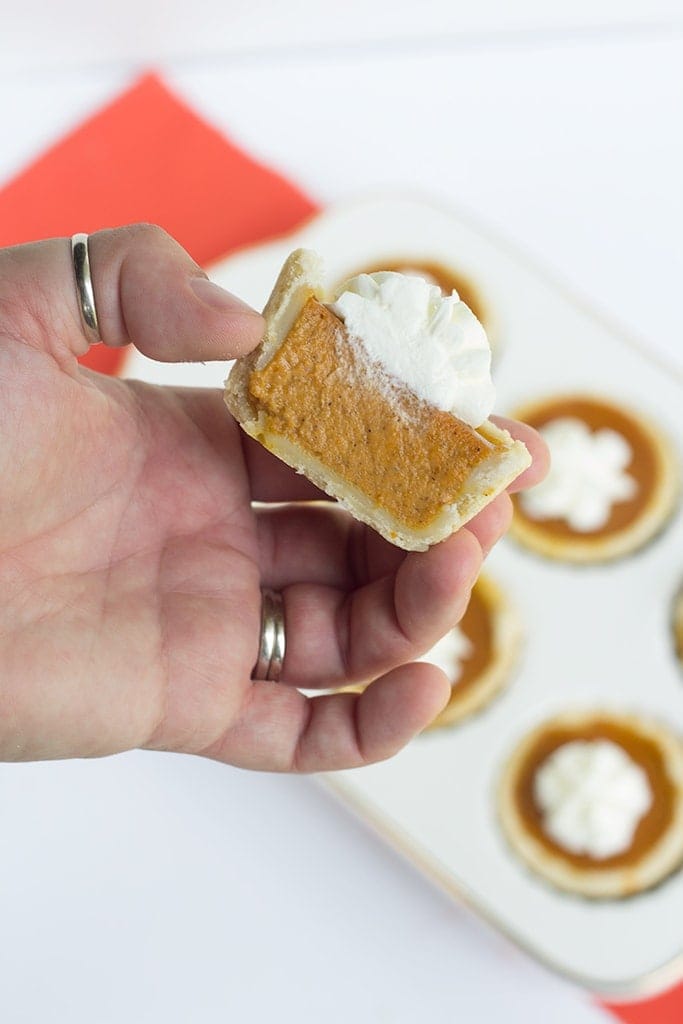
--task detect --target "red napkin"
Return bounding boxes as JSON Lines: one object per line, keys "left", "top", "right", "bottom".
{"left": 0, "top": 70, "right": 680, "bottom": 1024}
{"left": 0, "top": 72, "right": 318, "bottom": 374}
{"left": 603, "top": 987, "right": 683, "bottom": 1024}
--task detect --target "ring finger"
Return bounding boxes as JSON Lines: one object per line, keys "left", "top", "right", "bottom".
{"left": 273, "top": 527, "right": 482, "bottom": 688}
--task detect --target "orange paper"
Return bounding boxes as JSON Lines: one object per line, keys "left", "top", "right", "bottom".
{"left": 603, "top": 986, "right": 683, "bottom": 1024}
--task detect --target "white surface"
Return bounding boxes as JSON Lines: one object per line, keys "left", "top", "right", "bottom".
{"left": 169, "top": 34, "right": 683, "bottom": 377}
{"left": 1, "top": 10, "right": 681, "bottom": 1021}
{"left": 0, "top": 1, "right": 681, "bottom": 73}
{"left": 207, "top": 197, "right": 683, "bottom": 992}
{"left": 0, "top": 753, "right": 609, "bottom": 1024}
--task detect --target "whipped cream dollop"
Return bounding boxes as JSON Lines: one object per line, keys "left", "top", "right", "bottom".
{"left": 417, "top": 626, "right": 473, "bottom": 684}
{"left": 520, "top": 416, "right": 637, "bottom": 531}
{"left": 533, "top": 739, "right": 652, "bottom": 859}
{"left": 396, "top": 266, "right": 441, "bottom": 287}
{"left": 330, "top": 272, "right": 495, "bottom": 427}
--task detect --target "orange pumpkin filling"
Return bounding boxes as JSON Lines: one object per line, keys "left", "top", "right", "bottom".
{"left": 248, "top": 297, "right": 494, "bottom": 529}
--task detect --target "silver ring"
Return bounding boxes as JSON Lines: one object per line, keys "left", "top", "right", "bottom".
{"left": 252, "top": 588, "right": 286, "bottom": 682}
{"left": 71, "top": 233, "right": 101, "bottom": 344}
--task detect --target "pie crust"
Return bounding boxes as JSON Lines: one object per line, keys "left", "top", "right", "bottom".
{"left": 673, "top": 585, "right": 683, "bottom": 669}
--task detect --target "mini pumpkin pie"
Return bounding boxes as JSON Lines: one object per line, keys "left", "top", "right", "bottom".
{"left": 498, "top": 710, "right": 683, "bottom": 898}
{"left": 420, "top": 574, "right": 521, "bottom": 727}
{"left": 337, "top": 574, "right": 521, "bottom": 725}
{"left": 509, "top": 394, "right": 679, "bottom": 563}
{"left": 225, "top": 249, "right": 530, "bottom": 551}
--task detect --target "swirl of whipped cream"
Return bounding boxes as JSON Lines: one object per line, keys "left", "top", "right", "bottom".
{"left": 417, "top": 626, "right": 473, "bottom": 684}
{"left": 533, "top": 740, "right": 652, "bottom": 859}
{"left": 520, "top": 416, "right": 637, "bottom": 531}
{"left": 330, "top": 272, "right": 495, "bottom": 427}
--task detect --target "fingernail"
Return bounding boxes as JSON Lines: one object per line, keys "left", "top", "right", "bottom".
{"left": 189, "top": 276, "right": 258, "bottom": 314}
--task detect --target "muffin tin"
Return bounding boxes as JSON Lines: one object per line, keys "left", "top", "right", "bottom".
{"left": 204, "top": 196, "right": 683, "bottom": 996}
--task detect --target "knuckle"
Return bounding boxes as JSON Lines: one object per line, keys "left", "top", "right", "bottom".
{"left": 93, "top": 222, "right": 174, "bottom": 252}
{"left": 126, "top": 222, "right": 174, "bottom": 247}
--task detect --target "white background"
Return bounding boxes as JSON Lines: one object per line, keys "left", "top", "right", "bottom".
{"left": 0, "top": 0, "right": 681, "bottom": 72}
{"left": 0, "top": 3, "right": 681, "bottom": 1021}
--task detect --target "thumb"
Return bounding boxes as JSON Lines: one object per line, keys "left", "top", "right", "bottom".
{"left": 0, "top": 223, "right": 264, "bottom": 362}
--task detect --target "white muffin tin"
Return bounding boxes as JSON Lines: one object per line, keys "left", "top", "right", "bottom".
{"left": 206, "top": 197, "right": 683, "bottom": 997}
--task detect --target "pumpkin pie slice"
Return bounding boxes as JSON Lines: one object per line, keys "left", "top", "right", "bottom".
{"left": 498, "top": 709, "right": 683, "bottom": 898}
{"left": 225, "top": 250, "right": 529, "bottom": 551}
{"left": 510, "top": 394, "right": 679, "bottom": 563}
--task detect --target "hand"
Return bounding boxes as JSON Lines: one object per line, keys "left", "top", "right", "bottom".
{"left": 0, "top": 225, "right": 548, "bottom": 771}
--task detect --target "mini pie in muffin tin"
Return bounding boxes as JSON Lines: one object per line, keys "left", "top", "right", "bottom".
{"left": 341, "top": 574, "right": 521, "bottom": 728}
{"left": 509, "top": 393, "right": 679, "bottom": 564}
{"left": 498, "top": 709, "right": 683, "bottom": 899}
{"left": 420, "top": 574, "right": 522, "bottom": 728}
